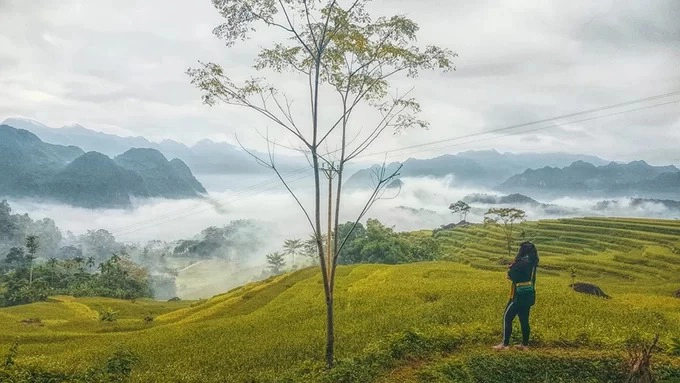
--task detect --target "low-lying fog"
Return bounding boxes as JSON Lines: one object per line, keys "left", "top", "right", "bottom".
{"left": 5, "top": 174, "right": 679, "bottom": 298}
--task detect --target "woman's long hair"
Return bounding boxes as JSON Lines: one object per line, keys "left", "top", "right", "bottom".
{"left": 516, "top": 241, "right": 539, "bottom": 266}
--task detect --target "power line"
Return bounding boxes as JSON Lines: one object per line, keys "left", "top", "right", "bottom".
{"left": 354, "top": 91, "right": 680, "bottom": 159}
{"left": 109, "top": 90, "right": 680, "bottom": 236}
{"left": 357, "top": 98, "right": 680, "bottom": 160}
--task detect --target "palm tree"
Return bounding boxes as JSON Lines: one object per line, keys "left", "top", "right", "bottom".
{"left": 283, "top": 239, "right": 303, "bottom": 269}
{"left": 265, "top": 252, "right": 285, "bottom": 274}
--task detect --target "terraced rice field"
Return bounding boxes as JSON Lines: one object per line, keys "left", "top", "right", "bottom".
{"left": 0, "top": 217, "right": 679, "bottom": 382}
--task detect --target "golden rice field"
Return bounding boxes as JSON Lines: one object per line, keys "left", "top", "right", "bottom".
{"left": 1, "top": 217, "right": 680, "bottom": 382}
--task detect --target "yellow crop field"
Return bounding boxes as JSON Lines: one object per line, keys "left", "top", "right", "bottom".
{"left": 1, "top": 218, "right": 679, "bottom": 382}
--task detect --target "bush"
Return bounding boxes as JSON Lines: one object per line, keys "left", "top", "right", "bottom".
{"left": 669, "top": 338, "right": 680, "bottom": 356}
{"left": 3, "top": 341, "right": 19, "bottom": 368}
{"left": 104, "top": 349, "right": 139, "bottom": 381}
{"left": 0, "top": 348, "right": 139, "bottom": 383}
{"left": 99, "top": 307, "right": 118, "bottom": 322}
{"left": 419, "top": 352, "right": 629, "bottom": 383}
{"left": 321, "top": 330, "right": 464, "bottom": 383}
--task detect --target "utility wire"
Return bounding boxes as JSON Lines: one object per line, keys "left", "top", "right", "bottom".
{"left": 355, "top": 91, "right": 680, "bottom": 159}
{"left": 108, "top": 91, "right": 680, "bottom": 236}
{"left": 356, "top": 99, "right": 680, "bottom": 160}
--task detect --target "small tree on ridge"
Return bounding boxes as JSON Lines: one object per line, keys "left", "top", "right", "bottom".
{"left": 449, "top": 200, "right": 471, "bottom": 222}
{"left": 484, "top": 208, "right": 526, "bottom": 257}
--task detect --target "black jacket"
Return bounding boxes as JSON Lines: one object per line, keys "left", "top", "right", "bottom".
{"left": 508, "top": 257, "right": 534, "bottom": 284}
{"left": 507, "top": 256, "right": 535, "bottom": 299}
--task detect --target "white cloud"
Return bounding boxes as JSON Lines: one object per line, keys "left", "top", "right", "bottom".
{"left": 0, "top": 0, "right": 678, "bottom": 163}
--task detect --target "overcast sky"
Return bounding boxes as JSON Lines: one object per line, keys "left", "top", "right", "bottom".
{"left": 1, "top": 0, "right": 679, "bottom": 165}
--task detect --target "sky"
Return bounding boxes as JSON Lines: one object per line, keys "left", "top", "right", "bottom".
{"left": 1, "top": 0, "right": 679, "bottom": 164}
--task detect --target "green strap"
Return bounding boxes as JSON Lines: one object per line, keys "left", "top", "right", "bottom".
{"left": 531, "top": 265, "right": 537, "bottom": 287}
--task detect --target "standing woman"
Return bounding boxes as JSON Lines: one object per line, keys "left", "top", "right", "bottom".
{"left": 493, "top": 241, "right": 539, "bottom": 351}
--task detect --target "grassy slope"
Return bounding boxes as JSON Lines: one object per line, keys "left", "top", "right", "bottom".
{"left": 1, "top": 218, "right": 679, "bottom": 382}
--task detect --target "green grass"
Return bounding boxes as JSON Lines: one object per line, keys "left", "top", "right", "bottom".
{"left": 1, "top": 217, "right": 680, "bottom": 382}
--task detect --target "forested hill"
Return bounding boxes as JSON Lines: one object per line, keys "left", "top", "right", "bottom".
{"left": 0, "top": 125, "right": 206, "bottom": 208}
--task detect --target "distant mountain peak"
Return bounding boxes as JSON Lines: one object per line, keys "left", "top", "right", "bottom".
{"left": 2, "top": 116, "right": 54, "bottom": 130}
{"left": 627, "top": 160, "right": 650, "bottom": 167}
{"left": 61, "top": 123, "right": 87, "bottom": 129}
{"left": 568, "top": 160, "right": 597, "bottom": 168}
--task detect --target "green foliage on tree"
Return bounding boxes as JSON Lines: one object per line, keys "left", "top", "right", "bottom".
{"left": 448, "top": 201, "right": 471, "bottom": 222}
{"left": 337, "top": 219, "right": 442, "bottom": 264}
{"left": 1, "top": 247, "right": 153, "bottom": 307}
{"left": 484, "top": 207, "right": 527, "bottom": 257}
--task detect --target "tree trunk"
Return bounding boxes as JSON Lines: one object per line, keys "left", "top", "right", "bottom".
{"left": 325, "top": 293, "right": 334, "bottom": 367}
{"left": 29, "top": 262, "right": 34, "bottom": 285}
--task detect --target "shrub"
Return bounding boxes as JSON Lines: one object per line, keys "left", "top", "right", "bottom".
{"left": 99, "top": 307, "right": 118, "bottom": 322}
{"left": 419, "top": 352, "right": 629, "bottom": 383}
{"left": 104, "top": 349, "right": 139, "bottom": 381}
{"left": 669, "top": 338, "right": 680, "bottom": 356}
{"left": 3, "top": 341, "right": 19, "bottom": 368}
{"left": 625, "top": 334, "right": 661, "bottom": 383}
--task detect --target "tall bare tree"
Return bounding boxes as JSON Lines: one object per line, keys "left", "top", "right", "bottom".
{"left": 188, "top": 0, "right": 455, "bottom": 367}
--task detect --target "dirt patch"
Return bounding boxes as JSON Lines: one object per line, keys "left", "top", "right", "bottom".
{"left": 674, "top": 289, "right": 680, "bottom": 299}
{"left": 19, "top": 318, "right": 44, "bottom": 326}
{"left": 570, "top": 283, "right": 611, "bottom": 299}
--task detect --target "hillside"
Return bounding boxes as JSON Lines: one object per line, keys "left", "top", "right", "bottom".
{"left": 500, "top": 160, "right": 680, "bottom": 198}
{"left": 1, "top": 218, "right": 679, "bottom": 382}
{"left": 344, "top": 150, "right": 610, "bottom": 189}
{"left": 45, "top": 151, "right": 151, "bottom": 208}
{"left": 0, "top": 125, "right": 84, "bottom": 196}
{"left": 115, "top": 148, "right": 207, "bottom": 197}
{"left": 0, "top": 125, "right": 206, "bottom": 208}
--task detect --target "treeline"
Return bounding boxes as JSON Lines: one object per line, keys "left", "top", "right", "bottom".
{"left": 1, "top": 239, "right": 152, "bottom": 306}
{"left": 267, "top": 219, "right": 443, "bottom": 274}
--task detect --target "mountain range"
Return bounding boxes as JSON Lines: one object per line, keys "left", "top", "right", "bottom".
{"left": 344, "top": 150, "right": 611, "bottom": 189}
{"left": 2, "top": 118, "right": 305, "bottom": 175}
{"left": 4, "top": 117, "right": 680, "bottom": 202}
{"left": 347, "top": 151, "right": 680, "bottom": 200}
{"left": 0, "top": 125, "right": 206, "bottom": 208}
{"left": 499, "top": 160, "right": 680, "bottom": 199}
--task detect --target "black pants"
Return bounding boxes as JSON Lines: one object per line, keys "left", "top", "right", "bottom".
{"left": 503, "top": 300, "right": 531, "bottom": 346}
